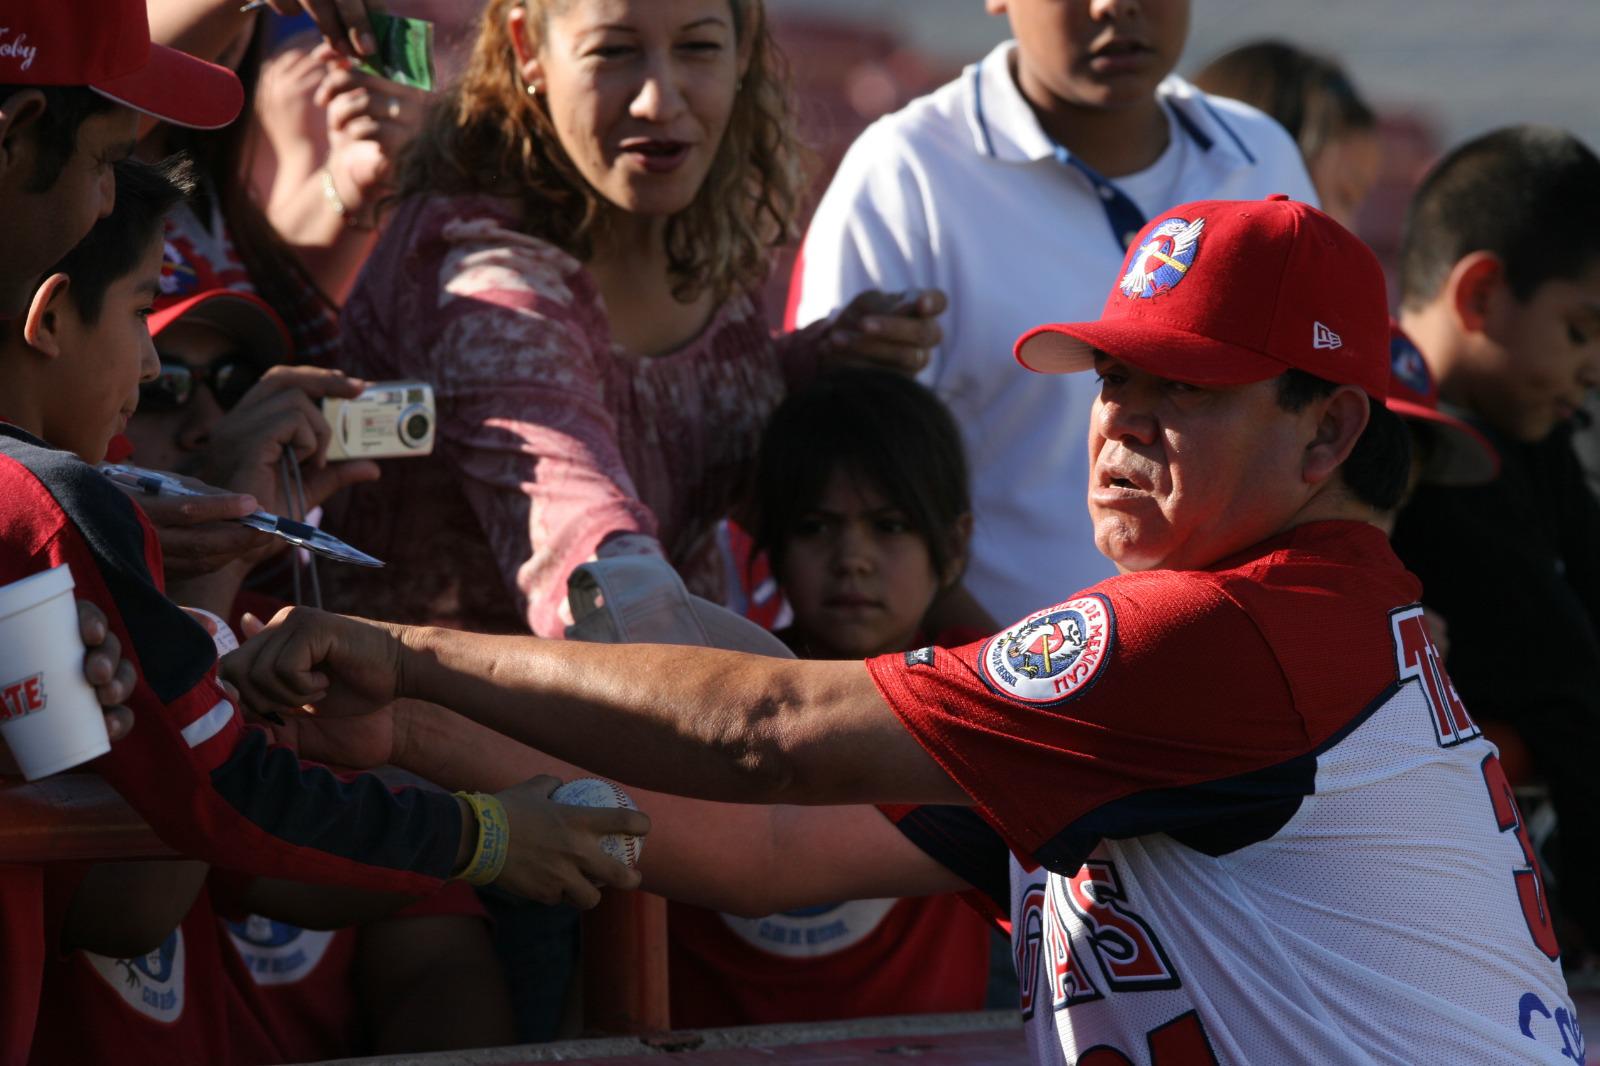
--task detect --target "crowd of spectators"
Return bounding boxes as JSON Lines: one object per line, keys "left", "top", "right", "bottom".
{"left": 1, "top": 0, "right": 1597, "bottom": 1062}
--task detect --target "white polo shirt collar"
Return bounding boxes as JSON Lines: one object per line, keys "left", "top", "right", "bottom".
{"left": 963, "top": 40, "right": 1255, "bottom": 168}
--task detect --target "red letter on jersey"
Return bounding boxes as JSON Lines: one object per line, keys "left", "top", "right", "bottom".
{"left": 1482, "top": 753, "right": 1561, "bottom": 960}
{"left": 1391, "top": 606, "right": 1479, "bottom": 746}
{"left": 1062, "top": 861, "right": 1179, "bottom": 991}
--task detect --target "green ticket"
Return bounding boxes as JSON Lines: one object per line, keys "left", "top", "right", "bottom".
{"left": 356, "top": 11, "right": 436, "bottom": 92}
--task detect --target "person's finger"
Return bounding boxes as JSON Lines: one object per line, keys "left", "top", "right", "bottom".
{"left": 526, "top": 774, "right": 563, "bottom": 799}
{"left": 830, "top": 342, "right": 929, "bottom": 374}
{"left": 133, "top": 489, "right": 262, "bottom": 526}
{"left": 253, "top": 365, "right": 367, "bottom": 402}
{"left": 218, "top": 678, "right": 242, "bottom": 707}
{"left": 583, "top": 851, "right": 643, "bottom": 891}
{"left": 101, "top": 706, "right": 134, "bottom": 743}
{"left": 76, "top": 600, "right": 108, "bottom": 645}
{"left": 295, "top": 0, "right": 361, "bottom": 59}
{"left": 299, "top": 459, "right": 381, "bottom": 512}
{"left": 99, "top": 659, "right": 137, "bottom": 708}
{"left": 240, "top": 612, "right": 267, "bottom": 639}
{"left": 329, "top": 0, "right": 379, "bottom": 56}
{"left": 858, "top": 314, "right": 943, "bottom": 350}
{"left": 577, "top": 805, "right": 652, "bottom": 840}
{"left": 910, "top": 288, "right": 948, "bottom": 318}
{"left": 83, "top": 646, "right": 115, "bottom": 688}
{"left": 559, "top": 870, "right": 603, "bottom": 910}
{"left": 325, "top": 85, "right": 372, "bottom": 131}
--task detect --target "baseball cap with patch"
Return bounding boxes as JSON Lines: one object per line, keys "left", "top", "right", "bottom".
{"left": 1, "top": 0, "right": 243, "bottom": 130}
{"left": 1385, "top": 322, "right": 1499, "bottom": 486}
{"left": 1015, "top": 195, "right": 1390, "bottom": 400}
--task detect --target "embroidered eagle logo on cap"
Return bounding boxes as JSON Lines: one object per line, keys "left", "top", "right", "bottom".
{"left": 1119, "top": 216, "right": 1204, "bottom": 300}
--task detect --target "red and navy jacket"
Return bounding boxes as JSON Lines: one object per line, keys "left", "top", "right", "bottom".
{"left": 0, "top": 423, "right": 460, "bottom": 893}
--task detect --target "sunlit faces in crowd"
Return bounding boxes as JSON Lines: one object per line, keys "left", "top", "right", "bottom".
{"left": 509, "top": 0, "right": 750, "bottom": 219}
{"left": 28, "top": 236, "right": 163, "bottom": 464}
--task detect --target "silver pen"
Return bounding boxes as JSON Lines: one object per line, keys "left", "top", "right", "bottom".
{"left": 101, "top": 464, "right": 385, "bottom": 568}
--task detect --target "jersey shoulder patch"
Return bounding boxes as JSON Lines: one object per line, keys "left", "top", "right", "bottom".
{"left": 978, "top": 594, "right": 1115, "bottom": 706}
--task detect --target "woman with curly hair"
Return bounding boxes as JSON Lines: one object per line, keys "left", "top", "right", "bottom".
{"left": 325, "top": 0, "right": 941, "bottom": 642}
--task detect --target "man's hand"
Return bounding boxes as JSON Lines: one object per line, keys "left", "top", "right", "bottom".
{"left": 224, "top": 606, "right": 404, "bottom": 719}
{"left": 119, "top": 480, "right": 270, "bottom": 580}
{"left": 810, "top": 289, "right": 947, "bottom": 375}
{"left": 492, "top": 776, "right": 649, "bottom": 908}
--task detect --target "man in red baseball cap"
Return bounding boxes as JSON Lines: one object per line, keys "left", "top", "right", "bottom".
{"left": 0, "top": 0, "right": 243, "bottom": 317}
{"left": 230, "top": 197, "right": 1577, "bottom": 1061}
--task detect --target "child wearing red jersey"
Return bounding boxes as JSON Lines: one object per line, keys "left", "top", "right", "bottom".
{"left": 668, "top": 369, "right": 993, "bottom": 1026}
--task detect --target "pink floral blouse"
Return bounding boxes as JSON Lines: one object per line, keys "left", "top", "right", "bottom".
{"left": 323, "top": 194, "right": 815, "bottom": 636}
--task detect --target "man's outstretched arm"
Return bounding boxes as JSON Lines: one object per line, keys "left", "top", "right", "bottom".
{"left": 230, "top": 609, "right": 970, "bottom": 809}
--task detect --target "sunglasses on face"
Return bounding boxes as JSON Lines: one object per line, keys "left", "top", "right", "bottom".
{"left": 139, "top": 353, "right": 265, "bottom": 413}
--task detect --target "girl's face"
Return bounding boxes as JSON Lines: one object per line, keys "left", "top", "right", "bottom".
{"left": 779, "top": 470, "right": 951, "bottom": 660}
{"left": 514, "top": 0, "right": 745, "bottom": 219}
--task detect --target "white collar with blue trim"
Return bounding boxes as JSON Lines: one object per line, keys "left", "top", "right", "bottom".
{"left": 962, "top": 40, "right": 1252, "bottom": 168}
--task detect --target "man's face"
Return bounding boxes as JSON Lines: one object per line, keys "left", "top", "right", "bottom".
{"left": 46, "top": 236, "right": 163, "bottom": 464}
{"left": 989, "top": 0, "right": 1190, "bottom": 111}
{"left": 1087, "top": 355, "right": 1318, "bottom": 572}
{"left": 1465, "top": 261, "right": 1600, "bottom": 442}
{"left": 0, "top": 99, "right": 137, "bottom": 317}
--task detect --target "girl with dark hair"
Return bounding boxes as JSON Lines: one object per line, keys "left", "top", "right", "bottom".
{"left": 668, "top": 368, "right": 992, "bottom": 1026}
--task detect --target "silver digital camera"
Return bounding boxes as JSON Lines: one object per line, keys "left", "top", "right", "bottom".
{"left": 322, "top": 381, "right": 436, "bottom": 461}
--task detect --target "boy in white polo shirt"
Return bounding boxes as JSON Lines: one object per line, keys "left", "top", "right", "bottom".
{"left": 788, "top": 0, "right": 1317, "bottom": 621}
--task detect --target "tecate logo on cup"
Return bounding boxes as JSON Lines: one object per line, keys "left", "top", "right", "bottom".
{"left": 0, "top": 565, "right": 111, "bottom": 780}
{"left": 0, "top": 673, "right": 47, "bottom": 723}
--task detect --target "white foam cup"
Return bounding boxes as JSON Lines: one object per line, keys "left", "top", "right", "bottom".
{"left": 0, "top": 565, "right": 113, "bottom": 780}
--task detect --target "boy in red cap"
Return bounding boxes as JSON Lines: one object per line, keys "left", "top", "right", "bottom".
{"left": 235, "top": 195, "right": 1579, "bottom": 1063}
{"left": 0, "top": 0, "right": 242, "bottom": 317}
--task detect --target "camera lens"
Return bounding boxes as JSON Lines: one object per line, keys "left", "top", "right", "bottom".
{"left": 401, "top": 411, "right": 431, "bottom": 447}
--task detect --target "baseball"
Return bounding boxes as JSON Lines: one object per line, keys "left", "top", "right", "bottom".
{"left": 550, "top": 777, "right": 643, "bottom": 868}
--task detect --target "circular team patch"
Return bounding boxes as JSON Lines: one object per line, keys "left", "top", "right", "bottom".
{"left": 979, "top": 594, "right": 1114, "bottom": 706}
{"left": 1119, "top": 216, "right": 1204, "bottom": 300}
{"left": 87, "top": 929, "right": 186, "bottom": 1024}
{"left": 226, "top": 915, "right": 336, "bottom": 987}
{"left": 720, "top": 899, "right": 898, "bottom": 959}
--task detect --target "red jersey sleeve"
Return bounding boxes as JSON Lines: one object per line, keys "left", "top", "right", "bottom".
{"left": 868, "top": 570, "right": 1313, "bottom": 875}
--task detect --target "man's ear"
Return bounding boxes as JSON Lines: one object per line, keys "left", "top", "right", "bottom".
{"left": 506, "top": 7, "right": 545, "bottom": 93}
{"left": 1444, "top": 251, "right": 1505, "bottom": 337}
{"left": 1302, "top": 385, "right": 1370, "bottom": 487}
{"left": 0, "top": 89, "right": 47, "bottom": 185}
{"left": 940, "top": 512, "right": 975, "bottom": 589}
{"left": 21, "top": 274, "right": 72, "bottom": 359}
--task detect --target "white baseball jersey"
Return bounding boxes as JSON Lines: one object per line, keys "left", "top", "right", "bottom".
{"left": 788, "top": 42, "right": 1318, "bottom": 623}
{"left": 872, "top": 522, "right": 1580, "bottom": 1064}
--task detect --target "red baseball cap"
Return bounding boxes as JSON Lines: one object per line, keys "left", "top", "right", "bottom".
{"left": 1016, "top": 195, "right": 1390, "bottom": 400}
{"left": 1385, "top": 322, "right": 1499, "bottom": 486}
{"left": 0, "top": 0, "right": 244, "bottom": 130}
{"left": 150, "top": 287, "right": 292, "bottom": 368}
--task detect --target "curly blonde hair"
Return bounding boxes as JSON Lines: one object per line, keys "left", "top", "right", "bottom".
{"left": 397, "top": 0, "right": 805, "bottom": 303}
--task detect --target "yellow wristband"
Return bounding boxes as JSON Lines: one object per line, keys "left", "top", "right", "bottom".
{"left": 452, "top": 791, "right": 510, "bottom": 886}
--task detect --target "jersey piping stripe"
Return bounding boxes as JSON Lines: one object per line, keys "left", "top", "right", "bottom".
{"left": 180, "top": 699, "right": 235, "bottom": 748}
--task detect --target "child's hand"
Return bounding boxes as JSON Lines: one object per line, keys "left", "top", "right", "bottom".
{"left": 812, "top": 289, "right": 947, "bottom": 375}
{"left": 490, "top": 776, "right": 649, "bottom": 907}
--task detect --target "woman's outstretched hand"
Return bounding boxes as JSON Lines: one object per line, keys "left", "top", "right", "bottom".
{"left": 811, "top": 288, "right": 948, "bottom": 375}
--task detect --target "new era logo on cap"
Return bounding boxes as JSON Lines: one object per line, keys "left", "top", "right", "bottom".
{"left": 1313, "top": 322, "right": 1343, "bottom": 350}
